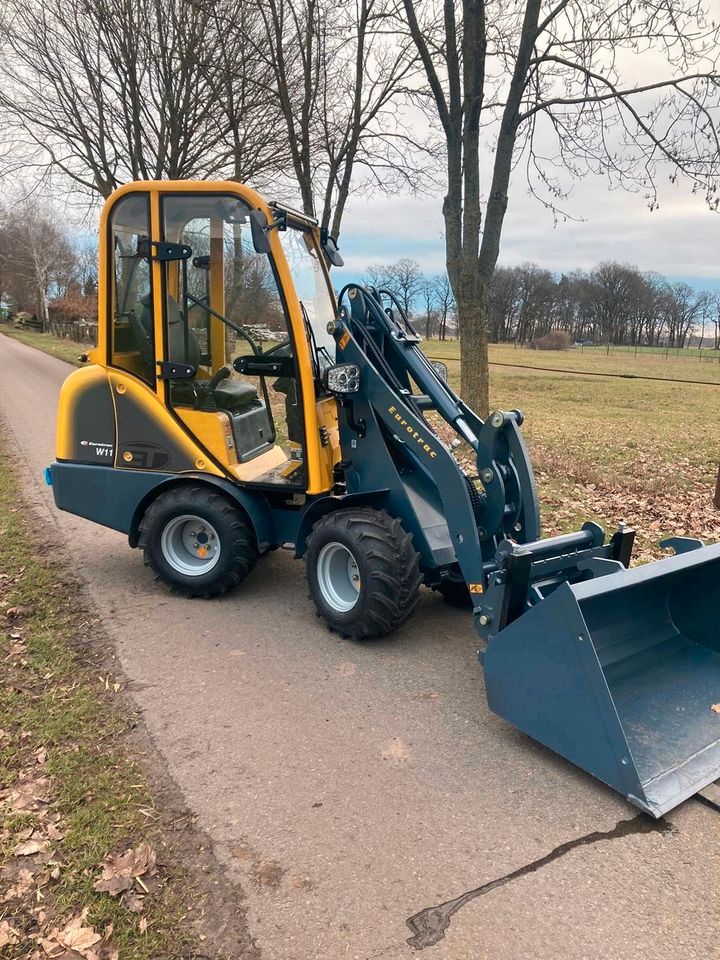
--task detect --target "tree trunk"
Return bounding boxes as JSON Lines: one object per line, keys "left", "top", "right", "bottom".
{"left": 457, "top": 285, "right": 489, "bottom": 417}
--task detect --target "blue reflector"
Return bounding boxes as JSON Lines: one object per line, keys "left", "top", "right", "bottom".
{"left": 44, "top": 466, "right": 53, "bottom": 487}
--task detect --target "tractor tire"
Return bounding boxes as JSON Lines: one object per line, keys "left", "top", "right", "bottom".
{"left": 305, "top": 507, "right": 421, "bottom": 640}
{"left": 139, "top": 485, "right": 258, "bottom": 598}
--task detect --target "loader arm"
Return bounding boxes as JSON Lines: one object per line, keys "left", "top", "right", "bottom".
{"left": 332, "top": 285, "right": 540, "bottom": 589}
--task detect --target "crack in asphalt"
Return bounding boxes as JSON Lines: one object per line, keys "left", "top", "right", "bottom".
{"left": 405, "top": 814, "right": 673, "bottom": 950}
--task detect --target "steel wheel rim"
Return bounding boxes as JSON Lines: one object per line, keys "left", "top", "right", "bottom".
{"left": 161, "top": 514, "right": 221, "bottom": 576}
{"left": 316, "top": 541, "right": 361, "bottom": 612}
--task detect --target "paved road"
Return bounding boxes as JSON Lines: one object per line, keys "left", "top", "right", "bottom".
{"left": 2, "top": 333, "right": 719, "bottom": 960}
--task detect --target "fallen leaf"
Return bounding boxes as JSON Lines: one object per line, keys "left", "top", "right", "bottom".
{"left": 121, "top": 890, "right": 145, "bottom": 913}
{"left": 229, "top": 845, "right": 255, "bottom": 862}
{"left": 334, "top": 661, "right": 357, "bottom": 677}
{"left": 15, "top": 837, "right": 49, "bottom": 856}
{"left": 53, "top": 909, "right": 102, "bottom": 953}
{"left": 94, "top": 842, "right": 157, "bottom": 896}
{"left": 711, "top": 703, "right": 720, "bottom": 714}
{"left": 0, "top": 920, "right": 19, "bottom": 948}
{"left": 35, "top": 747, "right": 48, "bottom": 764}
{"left": 381, "top": 738, "right": 411, "bottom": 763}
{"left": 139, "top": 917, "right": 148, "bottom": 933}
{"left": 2, "top": 776, "right": 53, "bottom": 812}
{"left": 252, "top": 859, "right": 285, "bottom": 888}
{"left": 6, "top": 605, "right": 32, "bottom": 619}
{"left": 2, "top": 867, "right": 34, "bottom": 901}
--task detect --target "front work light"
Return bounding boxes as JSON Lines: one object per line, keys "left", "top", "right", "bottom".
{"left": 325, "top": 363, "right": 360, "bottom": 395}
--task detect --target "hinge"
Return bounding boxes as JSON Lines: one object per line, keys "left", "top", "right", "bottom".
{"left": 137, "top": 237, "right": 192, "bottom": 262}
{"left": 157, "top": 361, "right": 196, "bottom": 380}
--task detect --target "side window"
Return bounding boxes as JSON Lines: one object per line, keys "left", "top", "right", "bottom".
{"left": 162, "top": 195, "right": 306, "bottom": 485}
{"left": 109, "top": 194, "right": 154, "bottom": 383}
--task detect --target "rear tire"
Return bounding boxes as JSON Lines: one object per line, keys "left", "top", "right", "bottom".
{"left": 305, "top": 508, "right": 421, "bottom": 640}
{"left": 139, "top": 485, "right": 258, "bottom": 597}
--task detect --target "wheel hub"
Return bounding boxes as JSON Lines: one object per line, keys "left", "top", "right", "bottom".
{"left": 161, "top": 514, "right": 221, "bottom": 576}
{"left": 316, "top": 541, "right": 361, "bottom": 613}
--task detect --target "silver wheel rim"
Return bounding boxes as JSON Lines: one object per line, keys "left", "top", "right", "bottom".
{"left": 160, "top": 514, "right": 221, "bottom": 577}
{"left": 316, "top": 541, "right": 361, "bottom": 612}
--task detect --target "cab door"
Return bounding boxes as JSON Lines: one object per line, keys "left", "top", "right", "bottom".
{"left": 159, "top": 191, "right": 311, "bottom": 489}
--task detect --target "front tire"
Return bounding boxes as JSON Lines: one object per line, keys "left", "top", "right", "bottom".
{"left": 305, "top": 508, "right": 421, "bottom": 640}
{"left": 139, "top": 485, "right": 258, "bottom": 597}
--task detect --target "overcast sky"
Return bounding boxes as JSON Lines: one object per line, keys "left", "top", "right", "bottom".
{"left": 338, "top": 162, "right": 720, "bottom": 293}
{"left": 335, "top": 3, "right": 720, "bottom": 295}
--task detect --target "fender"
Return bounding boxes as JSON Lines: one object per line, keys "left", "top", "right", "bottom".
{"left": 294, "top": 489, "right": 390, "bottom": 558}
{"left": 128, "top": 473, "right": 275, "bottom": 552}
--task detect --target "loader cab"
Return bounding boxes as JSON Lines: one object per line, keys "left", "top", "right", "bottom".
{"left": 103, "top": 183, "right": 341, "bottom": 495}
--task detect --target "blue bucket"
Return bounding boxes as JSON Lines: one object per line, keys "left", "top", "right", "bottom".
{"left": 484, "top": 542, "right": 720, "bottom": 816}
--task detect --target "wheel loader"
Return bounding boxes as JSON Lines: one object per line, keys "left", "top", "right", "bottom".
{"left": 48, "top": 180, "right": 720, "bottom": 817}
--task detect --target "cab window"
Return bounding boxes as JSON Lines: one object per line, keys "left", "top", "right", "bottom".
{"left": 161, "top": 194, "right": 306, "bottom": 486}
{"left": 279, "top": 226, "right": 337, "bottom": 375}
{"left": 109, "top": 193, "right": 154, "bottom": 384}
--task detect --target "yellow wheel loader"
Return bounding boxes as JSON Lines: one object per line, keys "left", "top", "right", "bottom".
{"left": 49, "top": 181, "right": 720, "bottom": 817}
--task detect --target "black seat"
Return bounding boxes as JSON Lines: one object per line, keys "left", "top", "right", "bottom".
{"left": 132, "top": 295, "right": 259, "bottom": 413}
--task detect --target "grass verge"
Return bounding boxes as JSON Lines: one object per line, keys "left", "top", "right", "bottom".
{"left": 0, "top": 327, "right": 86, "bottom": 366}
{"left": 0, "top": 449, "right": 227, "bottom": 957}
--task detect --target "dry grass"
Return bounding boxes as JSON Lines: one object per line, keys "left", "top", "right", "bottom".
{"left": 424, "top": 341, "right": 720, "bottom": 561}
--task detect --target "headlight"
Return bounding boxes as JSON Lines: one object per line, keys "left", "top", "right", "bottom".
{"left": 325, "top": 363, "right": 360, "bottom": 394}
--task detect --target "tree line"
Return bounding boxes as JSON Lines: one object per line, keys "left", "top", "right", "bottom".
{"left": 0, "top": 205, "right": 97, "bottom": 329}
{"left": 1, "top": 0, "right": 718, "bottom": 412}
{"left": 365, "top": 258, "right": 720, "bottom": 349}
{"left": 3, "top": 208, "right": 720, "bottom": 356}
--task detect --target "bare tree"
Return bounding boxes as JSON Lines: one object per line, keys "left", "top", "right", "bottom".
{"left": 0, "top": 204, "right": 77, "bottom": 328}
{"left": 364, "top": 257, "right": 424, "bottom": 317}
{"left": 256, "top": 0, "right": 422, "bottom": 236}
{"left": 0, "top": 0, "right": 276, "bottom": 200}
{"left": 419, "top": 279, "right": 440, "bottom": 338}
{"left": 402, "top": 0, "right": 720, "bottom": 415}
{"left": 433, "top": 273, "right": 456, "bottom": 341}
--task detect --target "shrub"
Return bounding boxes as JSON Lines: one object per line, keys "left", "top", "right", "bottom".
{"left": 529, "top": 330, "right": 572, "bottom": 351}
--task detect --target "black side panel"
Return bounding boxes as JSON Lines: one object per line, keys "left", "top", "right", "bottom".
{"left": 52, "top": 462, "right": 177, "bottom": 534}
{"left": 113, "top": 389, "right": 198, "bottom": 472}
{"left": 67, "top": 373, "right": 115, "bottom": 465}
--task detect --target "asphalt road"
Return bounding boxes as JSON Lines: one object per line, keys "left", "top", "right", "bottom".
{"left": 2, "top": 332, "right": 719, "bottom": 960}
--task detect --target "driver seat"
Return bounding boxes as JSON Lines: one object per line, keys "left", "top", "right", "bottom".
{"left": 133, "top": 294, "right": 259, "bottom": 414}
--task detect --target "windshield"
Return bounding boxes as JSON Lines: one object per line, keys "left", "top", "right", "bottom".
{"left": 279, "top": 226, "right": 337, "bottom": 373}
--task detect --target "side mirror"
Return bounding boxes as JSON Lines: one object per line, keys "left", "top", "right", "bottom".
{"left": 250, "top": 209, "right": 271, "bottom": 254}
{"left": 320, "top": 227, "right": 344, "bottom": 267}
{"left": 324, "top": 363, "right": 360, "bottom": 395}
{"left": 430, "top": 360, "right": 448, "bottom": 382}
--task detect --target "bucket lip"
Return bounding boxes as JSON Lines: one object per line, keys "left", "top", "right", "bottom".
{"left": 636, "top": 736, "right": 720, "bottom": 818}
{"left": 569, "top": 540, "right": 720, "bottom": 601}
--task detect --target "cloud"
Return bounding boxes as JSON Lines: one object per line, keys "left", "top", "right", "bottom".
{"left": 338, "top": 167, "right": 720, "bottom": 293}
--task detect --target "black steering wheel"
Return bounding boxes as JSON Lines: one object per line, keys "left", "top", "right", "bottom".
{"left": 207, "top": 365, "right": 232, "bottom": 391}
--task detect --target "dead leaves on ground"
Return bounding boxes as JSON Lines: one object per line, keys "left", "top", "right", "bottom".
{"left": 534, "top": 448, "right": 720, "bottom": 562}
{"left": 35, "top": 909, "right": 119, "bottom": 960}
{"left": 93, "top": 841, "right": 157, "bottom": 912}
{"left": 1, "top": 754, "right": 157, "bottom": 953}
